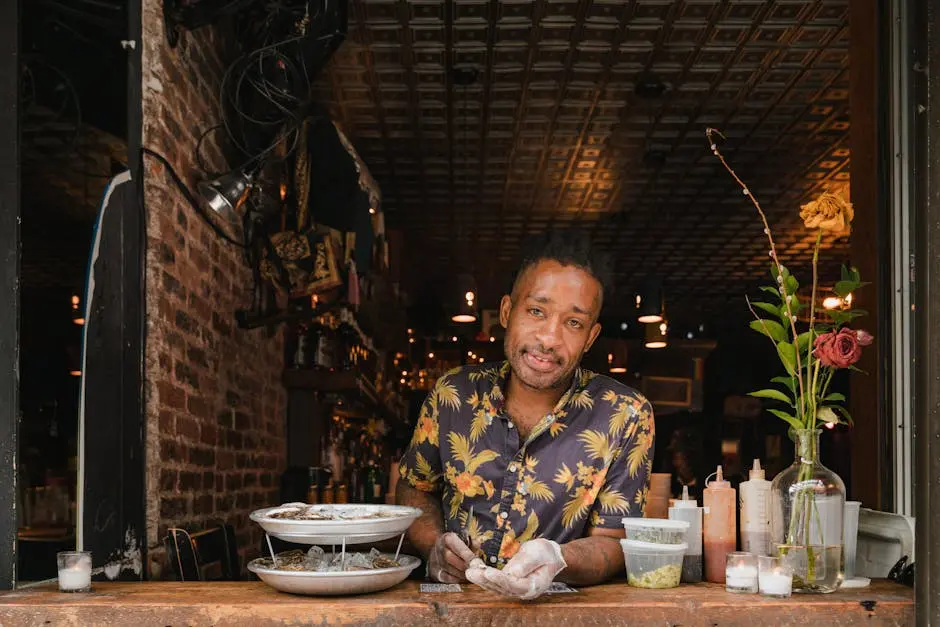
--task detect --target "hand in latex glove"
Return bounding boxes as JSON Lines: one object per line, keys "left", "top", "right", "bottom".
{"left": 465, "top": 539, "right": 567, "bottom": 600}
{"left": 428, "top": 532, "right": 478, "bottom": 583}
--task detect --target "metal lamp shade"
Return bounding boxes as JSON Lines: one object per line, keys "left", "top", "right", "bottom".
{"left": 607, "top": 340, "right": 628, "bottom": 374}
{"left": 636, "top": 279, "right": 664, "bottom": 323}
{"left": 452, "top": 274, "right": 478, "bottom": 323}
{"left": 645, "top": 321, "right": 668, "bottom": 349}
{"left": 197, "top": 170, "right": 252, "bottom": 218}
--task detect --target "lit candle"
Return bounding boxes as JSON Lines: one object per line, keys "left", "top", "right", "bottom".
{"left": 725, "top": 565, "right": 758, "bottom": 592}
{"left": 725, "top": 552, "right": 759, "bottom": 593}
{"left": 758, "top": 555, "right": 793, "bottom": 598}
{"left": 759, "top": 569, "right": 793, "bottom": 597}
{"left": 57, "top": 551, "right": 92, "bottom": 593}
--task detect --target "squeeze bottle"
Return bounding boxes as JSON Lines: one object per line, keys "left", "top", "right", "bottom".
{"left": 668, "top": 485, "right": 703, "bottom": 582}
{"left": 739, "top": 459, "right": 771, "bottom": 556}
{"left": 703, "top": 465, "right": 737, "bottom": 583}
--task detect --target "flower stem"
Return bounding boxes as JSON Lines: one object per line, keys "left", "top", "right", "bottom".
{"left": 706, "top": 128, "right": 807, "bottom": 421}
{"left": 808, "top": 229, "right": 823, "bottom": 429}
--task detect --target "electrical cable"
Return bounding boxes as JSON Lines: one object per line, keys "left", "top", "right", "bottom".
{"left": 141, "top": 147, "right": 247, "bottom": 248}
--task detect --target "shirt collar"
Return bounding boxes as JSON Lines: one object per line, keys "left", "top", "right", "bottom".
{"left": 492, "top": 360, "right": 584, "bottom": 418}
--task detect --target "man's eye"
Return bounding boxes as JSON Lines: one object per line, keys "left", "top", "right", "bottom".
{"left": 528, "top": 308, "right": 543, "bottom": 317}
{"left": 568, "top": 320, "right": 583, "bottom": 329}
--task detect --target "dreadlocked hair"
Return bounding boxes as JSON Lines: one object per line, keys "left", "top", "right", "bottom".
{"left": 512, "top": 228, "right": 613, "bottom": 301}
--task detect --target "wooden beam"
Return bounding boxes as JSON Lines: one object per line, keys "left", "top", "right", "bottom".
{"left": 915, "top": 0, "right": 940, "bottom": 622}
{"left": 0, "top": 0, "right": 20, "bottom": 590}
{"left": 848, "top": 0, "right": 888, "bottom": 509}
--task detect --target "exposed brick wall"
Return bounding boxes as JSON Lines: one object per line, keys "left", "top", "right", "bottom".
{"left": 141, "top": 0, "right": 286, "bottom": 575}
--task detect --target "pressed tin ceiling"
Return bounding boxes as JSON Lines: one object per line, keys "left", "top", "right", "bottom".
{"left": 313, "top": 0, "right": 852, "bottom": 329}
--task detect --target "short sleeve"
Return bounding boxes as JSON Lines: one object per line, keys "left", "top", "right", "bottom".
{"left": 589, "top": 392, "right": 656, "bottom": 530}
{"left": 397, "top": 379, "right": 447, "bottom": 494}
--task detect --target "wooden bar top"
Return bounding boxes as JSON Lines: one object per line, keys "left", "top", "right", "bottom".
{"left": 0, "top": 579, "right": 913, "bottom": 626}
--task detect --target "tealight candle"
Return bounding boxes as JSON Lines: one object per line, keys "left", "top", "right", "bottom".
{"left": 758, "top": 555, "right": 793, "bottom": 598}
{"left": 57, "top": 551, "right": 92, "bottom": 593}
{"left": 725, "top": 552, "right": 758, "bottom": 593}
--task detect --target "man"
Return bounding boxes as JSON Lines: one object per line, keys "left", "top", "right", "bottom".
{"left": 396, "top": 229, "right": 655, "bottom": 600}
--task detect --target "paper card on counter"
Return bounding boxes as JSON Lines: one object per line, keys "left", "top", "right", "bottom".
{"left": 420, "top": 583, "right": 463, "bottom": 593}
{"left": 545, "top": 582, "right": 578, "bottom": 594}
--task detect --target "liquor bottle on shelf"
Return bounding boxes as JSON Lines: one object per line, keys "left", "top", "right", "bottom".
{"left": 292, "top": 323, "right": 308, "bottom": 369}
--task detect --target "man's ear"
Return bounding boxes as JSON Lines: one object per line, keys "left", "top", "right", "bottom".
{"left": 585, "top": 322, "right": 602, "bottom": 353}
{"left": 499, "top": 295, "right": 512, "bottom": 328}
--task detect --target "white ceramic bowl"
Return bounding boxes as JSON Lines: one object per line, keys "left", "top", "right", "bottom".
{"left": 250, "top": 504, "right": 422, "bottom": 545}
{"left": 248, "top": 554, "right": 421, "bottom": 596}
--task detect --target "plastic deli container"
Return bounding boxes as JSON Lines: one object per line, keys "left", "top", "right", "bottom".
{"left": 621, "top": 539, "right": 688, "bottom": 589}
{"left": 622, "top": 517, "right": 690, "bottom": 544}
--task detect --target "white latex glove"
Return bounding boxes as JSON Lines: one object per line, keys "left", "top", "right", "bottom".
{"left": 465, "top": 539, "right": 567, "bottom": 600}
{"left": 428, "top": 532, "right": 477, "bottom": 583}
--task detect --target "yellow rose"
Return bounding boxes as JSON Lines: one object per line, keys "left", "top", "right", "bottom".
{"left": 799, "top": 192, "right": 854, "bottom": 234}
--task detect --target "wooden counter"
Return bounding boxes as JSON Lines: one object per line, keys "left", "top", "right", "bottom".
{"left": 0, "top": 580, "right": 913, "bottom": 626}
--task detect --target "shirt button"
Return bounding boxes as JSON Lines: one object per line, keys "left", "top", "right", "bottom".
{"left": 507, "top": 421, "right": 514, "bottom": 429}
{"left": 489, "top": 556, "right": 497, "bottom": 564}
{"left": 508, "top": 463, "right": 518, "bottom": 472}
{"left": 500, "top": 511, "right": 508, "bottom": 519}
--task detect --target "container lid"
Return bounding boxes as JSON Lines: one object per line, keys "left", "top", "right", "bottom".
{"left": 622, "top": 518, "right": 690, "bottom": 531}
{"left": 670, "top": 485, "right": 698, "bottom": 509}
{"left": 705, "top": 464, "right": 730, "bottom": 489}
{"left": 620, "top": 539, "right": 689, "bottom": 553}
{"left": 748, "top": 459, "right": 765, "bottom": 481}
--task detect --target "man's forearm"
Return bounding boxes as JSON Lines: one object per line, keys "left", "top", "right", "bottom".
{"left": 557, "top": 535, "right": 624, "bottom": 586}
{"left": 395, "top": 482, "right": 445, "bottom": 558}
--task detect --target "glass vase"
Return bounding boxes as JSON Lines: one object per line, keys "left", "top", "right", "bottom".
{"left": 769, "top": 429, "right": 845, "bottom": 593}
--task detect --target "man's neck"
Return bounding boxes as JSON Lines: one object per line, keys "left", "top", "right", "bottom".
{"left": 505, "top": 368, "right": 571, "bottom": 421}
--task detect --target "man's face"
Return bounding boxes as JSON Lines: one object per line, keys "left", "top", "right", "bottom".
{"left": 499, "top": 259, "right": 602, "bottom": 391}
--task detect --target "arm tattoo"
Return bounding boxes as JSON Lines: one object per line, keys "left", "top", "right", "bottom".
{"left": 557, "top": 536, "right": 624, "bottom": 586}
{"left": 396, "top": 482, "right": 445, "bottom": 558}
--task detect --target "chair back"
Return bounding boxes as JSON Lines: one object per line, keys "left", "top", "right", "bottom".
{"left": 165, "top": 525, "right": 239, "bottom": 581}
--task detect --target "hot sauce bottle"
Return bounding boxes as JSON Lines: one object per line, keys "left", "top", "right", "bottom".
{"left": 703, "top": 465, "right": 737, "bottom": 583}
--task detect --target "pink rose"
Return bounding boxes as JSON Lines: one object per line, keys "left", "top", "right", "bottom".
{"left": 813, "top": 328, "right": 865, "bottom": 369}
{"left": 856, "top": 329, "right": 874, "bottom": 346}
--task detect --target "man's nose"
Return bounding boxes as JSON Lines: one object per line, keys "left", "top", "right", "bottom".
{"left": 534, "top": 316, "right": 564, "bottom": 349}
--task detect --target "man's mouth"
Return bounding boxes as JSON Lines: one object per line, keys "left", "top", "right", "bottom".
{"left": 522, "top": 350, "right": 560, "bottom": 373}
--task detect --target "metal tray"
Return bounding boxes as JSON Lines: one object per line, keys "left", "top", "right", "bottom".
{"left": 248, "top": 554, "right": 421, "bottom": 596}
{"left": 249, "top": 504, "right": 422, "bottom": 545}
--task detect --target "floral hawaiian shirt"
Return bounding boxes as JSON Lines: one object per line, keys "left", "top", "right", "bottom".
{"left": 398, "top": 361, "right": 655, "bottom": 568}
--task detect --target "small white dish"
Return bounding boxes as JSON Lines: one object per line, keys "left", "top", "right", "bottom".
{"left": 248, "top": 554, "right": 421, "bottom": 596}
{"left": 250, "top": 504, "right": 422, "bottom": 545}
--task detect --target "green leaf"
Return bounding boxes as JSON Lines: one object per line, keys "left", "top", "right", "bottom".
{"left": 833, "top": 405, "right": 854, "bottom": 425}
{"left": 760, "top": 286, "right": 783, "bottom": 301}
{"left": 749, "top": 389, "right": 793, "bottom": 405}
{"left": 789, "top": 293, "right": 802, "bottom": 313}
{"left": 826, "top": 310, "right": 867, "bottom": 325}
{"left": 796, "top": 331, "right": 814, "bottom": 355}
{"left": 772, "top": 264, "right": 789, "bottom": 280}
{"left": 841, "top": 264, "right": 851, "bottom": 282}
{"left": 752, "top": 301, "right": 781, "bottom": 317}
{"left": 771, "top": 376, "right": 797, "bottom": 395}
{"left": 776, "top": 341, "right": 797, "bottom": 375}
{"left": 823, "top": 392, "right": 846, "bottom": 402}
{"left": 785, "top": 275, "right": 799, "bottom": 295}
{"left": 849, "top": 365, "right": 868, "bottom": 375}
{"left": 749, "top": 319, "right": 787, "bottom": 343}
{"left": 817, "top": 407, "right": 840, "bottom": 424}
{"left": 834, "top": 281, "right": 857, "bottom": 298}
{"left": 768, "top": 409, "right": 804, "bottom": 432}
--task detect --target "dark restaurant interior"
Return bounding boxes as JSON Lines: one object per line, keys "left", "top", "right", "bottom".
{"left": 6, "top": 0, "right": 928, "bottom": 617}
